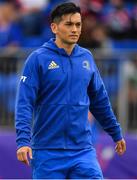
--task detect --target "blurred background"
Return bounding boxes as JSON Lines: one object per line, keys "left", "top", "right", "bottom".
{"left": 0, "top": 0, "right": 137, "bottom": 179}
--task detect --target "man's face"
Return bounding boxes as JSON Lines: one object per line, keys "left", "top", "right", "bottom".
{"left": 51, "top": 13, "right": 82, "bottom": 45}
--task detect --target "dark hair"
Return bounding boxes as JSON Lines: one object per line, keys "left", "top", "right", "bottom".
{"left": 51, "top": 2, "right": 81, "bottom": 23}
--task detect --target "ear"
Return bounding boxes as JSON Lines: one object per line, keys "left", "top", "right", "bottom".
{"left": 51, "top": 23, "right": 58, "bottom": 34}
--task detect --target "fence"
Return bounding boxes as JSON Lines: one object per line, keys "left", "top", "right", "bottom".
{"left": 0, "top": 48, "right": 137, "bottom": 132}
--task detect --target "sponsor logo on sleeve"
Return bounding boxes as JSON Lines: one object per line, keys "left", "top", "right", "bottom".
{"left": 20, "top": 76, "right": 27, "bottom": 82}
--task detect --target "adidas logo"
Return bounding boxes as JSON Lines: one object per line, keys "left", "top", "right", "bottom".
{"left": 48, "top": 61, "right": 59, "bottom": 69}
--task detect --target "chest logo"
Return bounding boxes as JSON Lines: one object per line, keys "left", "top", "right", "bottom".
{"left": 48, "top": 61, "right": 59, "bottom": 69}
{"left": 82, "top": 60, "right": 90, "bottom": 70}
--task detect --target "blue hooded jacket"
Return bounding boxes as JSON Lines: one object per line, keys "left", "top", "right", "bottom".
{"left": 15, "top": 38, "right": 122, "bottom": 150}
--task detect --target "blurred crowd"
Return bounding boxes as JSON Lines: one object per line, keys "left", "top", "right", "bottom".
{"left": 0, "top": 0, "right": 137, "bottom": 49}
{"left": 0, "top": 0, "right": 137, "bottom": 129}
{"left": 78, "top": 0, "right": 137, "bottom": 48}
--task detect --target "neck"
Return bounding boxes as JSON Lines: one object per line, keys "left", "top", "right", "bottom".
{"left": 55, "top": 38, "right": 75, "bottom": 55}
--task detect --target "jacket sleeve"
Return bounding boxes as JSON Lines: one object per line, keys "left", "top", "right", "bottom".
{"left": 15, "top": 52, "right": 40, "bottom": 149}
{"left": 88, "top": 62, "right": 123, "bottom": 142}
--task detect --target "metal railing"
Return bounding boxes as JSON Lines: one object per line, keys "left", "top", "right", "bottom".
{"left": 0, "top": 48, "right": 137, "bottom": 132}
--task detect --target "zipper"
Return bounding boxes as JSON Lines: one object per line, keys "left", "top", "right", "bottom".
{"left": 64, "top": 55, "right": 72, "bottom": 149}
{"left": 68, "top": 56, "right": 72, "bottom": 103}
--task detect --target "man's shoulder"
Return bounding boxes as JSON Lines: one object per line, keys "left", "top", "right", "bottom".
{"left": 24, "top": 47, "right": 45, "bottom": 66}
{"left": 27, "top": 46, "right": 50, "bottom": 61}
{"left": 34, "top": 46, "right": 49, "bottom": 56}
{"left": 78, "top": 45, "right": 93, "bottom": 57}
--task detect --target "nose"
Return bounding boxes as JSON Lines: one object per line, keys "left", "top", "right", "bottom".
{"left": 72, "top": 25, "right": 77, "bottom": 33}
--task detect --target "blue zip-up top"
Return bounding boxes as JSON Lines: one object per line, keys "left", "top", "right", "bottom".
{"left": 15, "top": 38, "right": 123, "bottom": 150}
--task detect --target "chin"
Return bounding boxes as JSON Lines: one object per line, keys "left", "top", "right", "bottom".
{"left": 63, "top": 38, "right": 78, "bottom": 45}
{"left": 68, "top": 39, "right": 78, "bottom": 44}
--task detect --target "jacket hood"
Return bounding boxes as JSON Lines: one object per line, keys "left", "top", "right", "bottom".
{"left": 42, "top": 38, "right": 85, "bottom": 57}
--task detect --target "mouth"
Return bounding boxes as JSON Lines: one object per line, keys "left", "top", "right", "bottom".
{"left": 69, "top": 35, "right": 78, "bottom": 38}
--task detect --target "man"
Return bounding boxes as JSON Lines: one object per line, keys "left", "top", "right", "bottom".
{"left": 15, "top": 2, "right": 126, "bottom": 179}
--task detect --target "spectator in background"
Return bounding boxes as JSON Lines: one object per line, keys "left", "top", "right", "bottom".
{"left": 74, "top": 0, "right": 109, "bottom": 47}
{"left": 131, "top": 4, "right": 137, "bottom": 39}
{"left": 18, "top": 0, "right": 48, "bottom": 11}
{"left": 71, "top": 0, "right": 89, "bottom": 16}
{"left": 17, "top": 0, "right": 54, "bottom": 47}
{"left": 79, "top": 13, "right": 97, "bottom": 47}
{"left": 102, "top": 0, "right": 131, "bottom": 39}
{"left": 73, "top": 0, "right": 104, "bottom": 17}
{"left": 87, "top": 0, "right": 104, "bottom": 20}
{"left": 85, "top": 23, "right": 113, "bottom": 50}
{"left": 0, "top": 1, "right": 22, "bottom": 48}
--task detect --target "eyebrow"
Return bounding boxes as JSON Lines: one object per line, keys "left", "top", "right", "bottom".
{"left": 65, "top": 21, "right": 81, "bottom": 24}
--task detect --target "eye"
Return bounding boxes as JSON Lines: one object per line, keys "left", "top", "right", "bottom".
{"left": 65, "top": 23, "right": 72, "bottom": 26}
{"left": 76, "top": 23, "right": 81, "bottom": 27}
